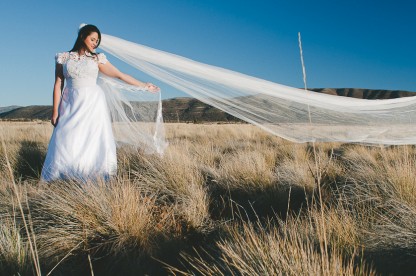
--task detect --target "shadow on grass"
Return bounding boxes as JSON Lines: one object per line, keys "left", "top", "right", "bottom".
{"left": 39, "top": 230, "right": 213, "bottom": 276}
{"left": 362, "top": 247, "right": 416, "bottom": 276}
{"left": 206, "top": 181, "right": 312, "bottom": 222}
{"left": 14, "top": 140, "right": 46, "bottom": 181}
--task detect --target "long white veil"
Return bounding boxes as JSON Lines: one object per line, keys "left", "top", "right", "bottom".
{"left": 99, "top": 33, "right": 416, "bottom": 146}
{"left": 97, "top": 74, "right": 166, "bottom": 154}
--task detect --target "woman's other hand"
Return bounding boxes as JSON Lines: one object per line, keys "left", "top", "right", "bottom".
{"left": 51, "top": 112, "right": 59, "bottom": 127}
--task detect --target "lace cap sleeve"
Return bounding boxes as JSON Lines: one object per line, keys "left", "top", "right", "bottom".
{"left": 97, "top": 53, "right": 108, "bottom": 64}
{"left": 55, "top": 52, "right": 69, "bottom": 64}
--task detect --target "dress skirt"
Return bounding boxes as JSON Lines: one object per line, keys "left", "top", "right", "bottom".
{"left": 41, "top": 84, "right": 117, "bottom": 182}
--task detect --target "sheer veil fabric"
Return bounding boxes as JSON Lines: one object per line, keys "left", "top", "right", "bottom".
{"left": 97, "top": 74, "right": 166, "bottom": 154}
{"left": 100, "top": 34, "right": 416, "bottom": 146}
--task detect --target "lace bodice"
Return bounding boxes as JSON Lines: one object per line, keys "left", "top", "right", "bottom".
{"left": 55, "top": 52, "right": 107, "bottom": 87}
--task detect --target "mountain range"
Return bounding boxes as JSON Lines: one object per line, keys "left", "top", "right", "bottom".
{"left": 1, "top": 88, "right": 414, "bottom": 122}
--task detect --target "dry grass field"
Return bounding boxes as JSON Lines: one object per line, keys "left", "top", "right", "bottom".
{"left": 0, "top": 121, "right": 415, "bottom": 275}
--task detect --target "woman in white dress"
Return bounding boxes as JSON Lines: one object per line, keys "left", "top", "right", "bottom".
{"left": 41, "top": 24, "right": 159, "bottom": 182}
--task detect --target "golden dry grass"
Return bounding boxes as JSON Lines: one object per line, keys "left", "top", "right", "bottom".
{"left": 0, "top": 121, "right": 415, "bottom": 275}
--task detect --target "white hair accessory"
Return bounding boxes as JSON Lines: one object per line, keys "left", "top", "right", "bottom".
{"left": 79, "top": 23, "right": 88, "bottom": 30}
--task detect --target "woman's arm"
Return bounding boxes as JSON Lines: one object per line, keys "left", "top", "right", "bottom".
{"left": 51, "top": 63, "right": 64, "bottom": 126}
{"left": 99, "top": 61, "right": 160, "bottom": 92}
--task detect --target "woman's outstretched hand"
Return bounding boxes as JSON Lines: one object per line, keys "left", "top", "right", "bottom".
{"left": 144, "top": 83, "right": 160, "bottom": 93}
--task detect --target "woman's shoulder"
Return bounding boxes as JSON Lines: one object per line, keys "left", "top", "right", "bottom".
{"left": 55, "top": 52, "right": 70, "bottom": 64}
{"left": 96, "top": 52, "right": 108, "bottom": 64}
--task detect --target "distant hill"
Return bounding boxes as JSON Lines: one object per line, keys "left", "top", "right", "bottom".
{"left": 1, "top": 88, "right": 415, "bottom": 122}
{"left": 0, "top": 105, "right": 51, "bottom": 121}
{"left": 162, "top": 97, "right": 241, "bottom": 123}
{"left": 0, "top": 105, "right": 20, "bottom": 114}
{"left": 309, "top": 88, "right": 415, "bottom": 99}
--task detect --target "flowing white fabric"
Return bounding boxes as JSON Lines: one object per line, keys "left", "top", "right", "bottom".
{"left": 100, "top": 34, "right": 416, "bottom": 145}
{"left": 97, "top": 74, "right": 166, "bottom": 154}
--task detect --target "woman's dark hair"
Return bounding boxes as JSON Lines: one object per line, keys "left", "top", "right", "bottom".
{"left": 69, "top": 24, "right": 101, "bottom": 53}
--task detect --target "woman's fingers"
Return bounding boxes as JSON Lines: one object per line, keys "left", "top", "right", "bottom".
{"left": 151, "top": 85, "right": 160, "bottom": 92}
{"left": 146, "top": 83, "right": 160, "bottom": 93}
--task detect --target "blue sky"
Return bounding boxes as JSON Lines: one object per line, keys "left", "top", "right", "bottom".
{"left": 0, "top": 0, "right": 415, "bottom": 106}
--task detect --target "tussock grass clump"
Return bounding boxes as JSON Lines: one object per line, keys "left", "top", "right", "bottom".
{"left": 338, "top": 146, "right": 416, "bottom": 249}
{"left": 344, "top": 146, "right": 416, "bottom": 206}
{"left": 0, "top": 218, "right": 32, "bottom": 275}
{"left": 275, "top": 144, "right": 315, "bottom": 189}
{"left": 218, "top": 150, "right": 276, "bottom": 189}
{"left": 173, "top": 213, "right": 374, "bottom": 276}
{"left": 29, "top": 180, "right": 171, "bottom": 261}
{"left": 124, "top": 146, "right": 211, "bottom": 233}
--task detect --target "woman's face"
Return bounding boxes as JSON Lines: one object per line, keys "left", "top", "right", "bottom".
{"left": 83, "top": 32, "right": 99, "bottom": 53}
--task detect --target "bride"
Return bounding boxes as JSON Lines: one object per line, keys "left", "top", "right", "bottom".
{"left": 41, "top": 24, "right": 159, "bottom": 182}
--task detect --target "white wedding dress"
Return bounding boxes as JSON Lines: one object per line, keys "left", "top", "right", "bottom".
{"left": 41, "top": 51, "right": 117, "bottom": 182}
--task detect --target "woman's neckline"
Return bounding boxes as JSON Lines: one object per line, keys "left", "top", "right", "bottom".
{"left": 69, "top": 51, "right": 94, "bottom": 56}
